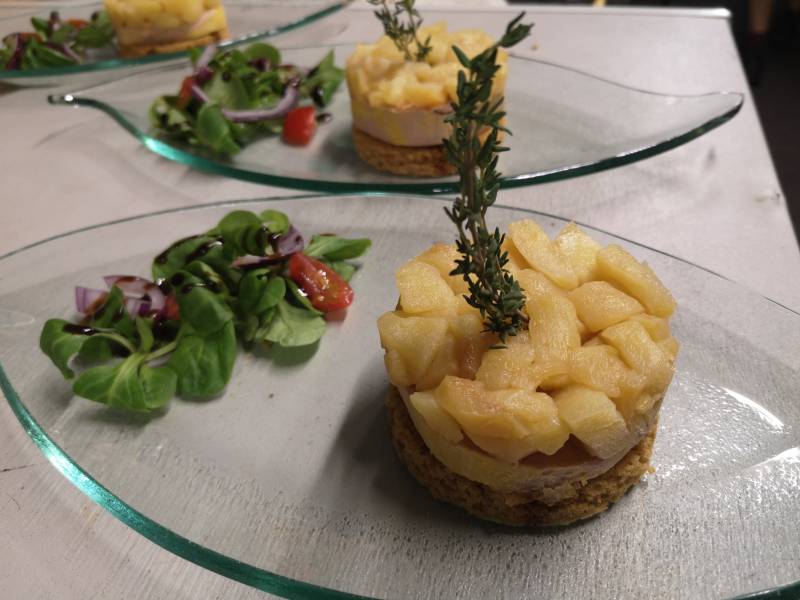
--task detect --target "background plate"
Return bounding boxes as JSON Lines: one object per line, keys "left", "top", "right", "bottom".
{"left": 1, "top": 194, "right": 798, "bottom": 599}
{"left": 0, "top": 0, "right": 350, "bottom": 86}
{"left": 49, "top": 45, "right": 743, "bottom": 192}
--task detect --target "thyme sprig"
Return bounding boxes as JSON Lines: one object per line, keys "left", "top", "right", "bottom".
{"left": 367, "top": 0, "right": 432, "bottom": 62}
{"left": 443, "top": 13, "right": 533, "bottom": 343}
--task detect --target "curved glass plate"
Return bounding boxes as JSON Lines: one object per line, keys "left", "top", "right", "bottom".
{"left": 1, "top": 194, "right": 798, "bottom": 599}
{"left": 0, "top": 0, "right": 350, "bottom": 86}
{"left": 48, "top": 45, "right": 743, "bottom": 193}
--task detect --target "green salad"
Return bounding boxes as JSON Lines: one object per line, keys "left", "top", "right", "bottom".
{"left": 1, "top": 10, "right": 114, "bottom": 70}
{"left": 39, "top": 208, "right": 370, "bottom": 412}
{"left": 150, "top": 42, "right": 344, "bottom": 155}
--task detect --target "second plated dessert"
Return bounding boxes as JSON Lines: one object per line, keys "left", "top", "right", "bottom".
{"left": 347, "top": 2, "right": 509, "bottom": 176}
{"left": 104, "top": 0, "right": 229, "bottom": 57}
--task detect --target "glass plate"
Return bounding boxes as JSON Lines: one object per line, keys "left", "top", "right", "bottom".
{"left": 0, "top": 0, "right": 350, "bottom": 86}
{"left": 2, "top": 194, "right": 798, "bottom": 600}
{"left": 48, "top": 45, "right": 743, "bottom": 193}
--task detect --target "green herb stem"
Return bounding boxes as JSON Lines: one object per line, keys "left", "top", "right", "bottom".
{"left": 444, "top": 13, "right": 533, "bottom": 343}
{"left": 367, "top": 0, "right": 432, "bottom": 62}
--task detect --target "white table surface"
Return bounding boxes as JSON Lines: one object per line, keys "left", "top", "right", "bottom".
{"left": 1, "top": 2, "right": 798, "bottom": 599}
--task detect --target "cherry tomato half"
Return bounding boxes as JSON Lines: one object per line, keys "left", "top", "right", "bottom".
{"left": 288, "top": 253, "right": 353, "bottom": 312}
{"left": 66, "top": 18, "right": 89, "bottom": 29}
{"left": 282, "top": 106, "right": 317, "bottom": 146}
{"left": 176, "top": 75, "right": 196, "bottom": 110}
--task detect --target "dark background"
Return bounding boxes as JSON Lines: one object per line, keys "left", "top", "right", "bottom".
{"left": 511, "top": 0, "right": 800, "bottom": 238}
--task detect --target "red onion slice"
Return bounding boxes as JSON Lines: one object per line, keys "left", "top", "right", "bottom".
{"left": 75, "top": 286, "right": 107, "bottom": 314}
{"left": 195, "top": 65, "right": 213, "bottom": 85}
{"left": 125, "top": 297, "right": 152, "bottom": 317}
{"left": 190, "top": 81, "right": 300, "bottom": 123}
{"left": 4, "top": 34, "right": 24, "bottom": 71}
{"left": 232, "top": 226, "right": 304, "bottom": 268}
{"left": 75, "top": 285, "right": 152, "bottom": 318}
{"left": 191, "top": 83, "right": 210, "bottom": 104}
{"left": 274, "top": 225, "right": 304, "bottom": 255}
{"left": 222, "top": 84, "right": 299, "bottom": 122}
{"left": 58, "top": 43, "right": 81, "bottom": 63}
{"left": 195, "top": 43, "right": 217, "bottom": 71}
{"left": 103, "top": 275, "right": 166, "bottom": 313}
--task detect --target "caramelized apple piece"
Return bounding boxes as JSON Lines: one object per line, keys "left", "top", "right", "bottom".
{"left": 659, "top": 337, "right": 680, "bottom": 359}
{"left": 568, "top": 281, "right": 645, "bottom": 332}
{"left": 527, "top": 293, "right": 581, "bottom": 364}
{"left": 554, "top": 385, "right": 632, "bottom": 459}
{"left": 435, "top": 377, "right": 529, "bottom": 439}
{"left": 435, "top": 376, "right": 569, "bottom": 458}
{"left": 516, "top": 269, "right": 566, "bottom": 300}
{"left": 601, "top": 320, "right": 674, "bottom": 393}
{"left": 596, "top": 245, "right": 676, "bottom": 317}
{"left": 415, "top": 243, "right": 469, "bottom": 295}
{"left": 377, "top": 312, "right": 448, "bottom": 387}
{"left": 554, "top": 222, "right": 602, "bottom": 284}
{"left": 475, "top": 333, "right": 537, "bottom": 391}
{"left": 612, "top": 369, "right": 648, "bottom": 422}
{"left": 500, "top": 237, "right": 529, "bottom": 273}
{"left": 628, "top": 313, "right": 671, "bottom": 341}
{"left": 569, "top": 345, "right": 628, "bottom": 398}
{"left": 409, "top": 391, "right": 463, "bottom": 443}
{"left": 508, "top": 220, "right": 578, "bottom": 290}
{"left": 396, "top": 261, "right": 455, "bottom": 314}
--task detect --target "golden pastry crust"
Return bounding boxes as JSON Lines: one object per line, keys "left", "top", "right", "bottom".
{"left": 387, "top": 386, "right": 656, "bottom": 526}
{"left": 117, "top": 26, "right": 229, "bottom": 58}
{"left": 352, "top": 127, "right": 456, "bottom": 177}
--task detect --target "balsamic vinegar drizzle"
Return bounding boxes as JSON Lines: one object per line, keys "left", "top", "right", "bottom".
{"left": 154, "top": 234, "right": 202, "bottom": 265}
{"left": 184, "top": 237, "right": 224, "bottom": 263}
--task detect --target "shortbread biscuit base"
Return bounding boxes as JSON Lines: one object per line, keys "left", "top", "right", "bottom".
{"left": 352, "top": 127, "right": 456, "bottom": 177}
{"left": 118, "top": 26, "right": 230, "bottom": 58}
{"left": 386, "top": 387, "right": 656, "bottom": 526}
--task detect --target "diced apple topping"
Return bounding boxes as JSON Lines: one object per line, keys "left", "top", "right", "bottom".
{"left": 509, "top": 220, "right": 579, "bottom": 290}
{"left": 569, "top": 281, "right": 645, "bottom": 332}
{"left": 435, "top": 377, "right": 527, "bottom": 439}
{"left": 475, "top": 332, "right": 537, "bottom": 390}
{"left": 409, "top": 391, "right": 464, "bottom": 443}
{"left": 596, "top": 245, "right": 676, "bottom": 317}
{"left": 516, "top": 269, "right": 566, "bottom": 301}
{"left": 378, "top": 217, "right": 678, "bottom": 462}
{"left": 434, "top": 376, "right": 569, "bottom": 459}
{"left": 527, "top": 293, "right": 581, "bottom": 364}
{"left": 416, "top": 333, "right": 459, "bottom": 391}
{"left": 554, "top": 385, "right": 632, "bottom": 459}
{"left": 377, "top": 312, "right": 448, "bottom": 388}
{"left": 500, "top": 237, "right": 529, "bottom": 273}
{"left": 659, "top": 337, "right": 680, "bottom": 359}
{"left": 568, "top": 345, "right": 629, "bottom": 398}
{"left": 449, "top": 313, "right": 494, "bottom": 380}
{"left": 601, "top": 320, "right": 674, "bottom": 393}
{"left": 396, "top": 261, "right": 456, "bottom": 314}
{"left": 628, "top": 313, "right": 671, "bottom": 341}
{"left": 554, "top": 223, "right": 602, "bottom": 284}
{"left": 415, "top": 243, "right": 469, "bottom": 295}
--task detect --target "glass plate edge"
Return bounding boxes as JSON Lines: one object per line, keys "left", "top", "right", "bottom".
{"left": 0, "top": 0, "right": 351, "bottom": 81}
{"left": 1, "top": 192, "right": 795, "bottom": 600}
{"left": 46, "top": 52, "right": 744, "bottom": 193}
